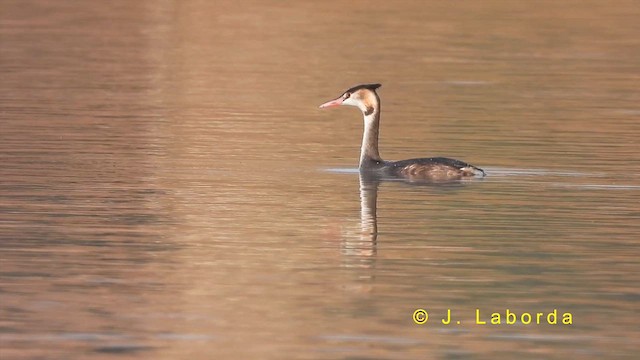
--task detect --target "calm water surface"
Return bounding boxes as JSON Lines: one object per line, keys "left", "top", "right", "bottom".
{"left": 1, "top": 1, "right": 639, "bottom": 359}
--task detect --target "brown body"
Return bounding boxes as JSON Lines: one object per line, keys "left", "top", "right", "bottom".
{"left": 319, "top": 84, "right": 485, "bottom": 182}
{"left": 393, "top": 160, "right": 481, "bottom": 181}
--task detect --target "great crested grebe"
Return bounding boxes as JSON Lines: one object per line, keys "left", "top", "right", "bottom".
{"left": 319, "top": 83, "right": 485, "bottom": 182}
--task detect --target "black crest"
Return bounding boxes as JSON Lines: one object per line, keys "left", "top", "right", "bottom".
{"left": 345, "top": 83, "right": 382, "bottom": 93}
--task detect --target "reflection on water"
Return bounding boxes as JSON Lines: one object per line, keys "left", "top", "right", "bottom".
{"left": 341, "top": 175, "right": 378, "bottom": 261}
{"left": 2, "top": 0, "right": 639, "bottom": 359}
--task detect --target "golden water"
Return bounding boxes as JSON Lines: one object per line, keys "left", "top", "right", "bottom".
{"left": 1, "top": 1, "right": 639, "bottom": 359}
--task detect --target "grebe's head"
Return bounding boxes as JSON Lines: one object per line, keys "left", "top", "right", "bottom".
{"left": 319, "top": 83, "right": 381, "bottom": 115}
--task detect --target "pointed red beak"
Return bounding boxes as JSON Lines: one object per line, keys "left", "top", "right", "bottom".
{"left": 318, "top": 97, "right": 343, "bottom": 109}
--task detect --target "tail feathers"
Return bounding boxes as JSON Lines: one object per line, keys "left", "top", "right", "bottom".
{"left": 461, "top": 165, "right": 486, "bottom": 177}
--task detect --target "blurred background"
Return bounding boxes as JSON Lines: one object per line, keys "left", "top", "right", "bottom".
{"left": 1, "top": 1, "right": 639, "bottom": 359}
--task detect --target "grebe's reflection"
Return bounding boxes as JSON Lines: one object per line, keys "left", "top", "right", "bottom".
{"left": 341, "top": 173, "right": 477, "bottom": 269}
{"left": 341, "top": 174, "right": 379, "bottom": 261}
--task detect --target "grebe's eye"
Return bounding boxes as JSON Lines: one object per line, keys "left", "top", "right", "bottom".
{"left": 343, "top": 92, "right": 351, "bottom": 99}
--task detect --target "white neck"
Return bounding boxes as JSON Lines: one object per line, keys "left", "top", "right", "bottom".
{"left": 359, "top": 109, "right": 383, "bottom": 168}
